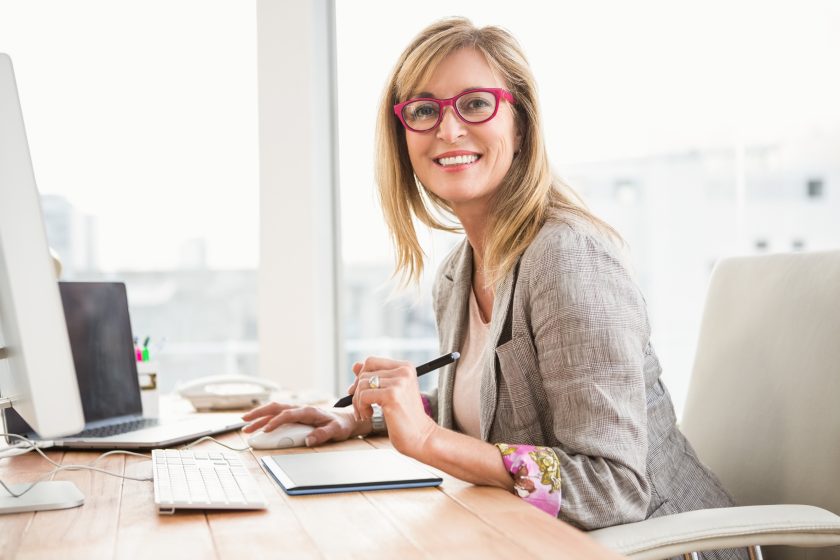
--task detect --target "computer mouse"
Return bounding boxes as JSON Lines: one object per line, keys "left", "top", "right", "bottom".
{"left": 246, "top": 423, "right": 316, "bottom": 449}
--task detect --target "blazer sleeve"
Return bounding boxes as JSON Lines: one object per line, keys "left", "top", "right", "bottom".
{"left": 523, "top": 223, "right": 651, "bottom": 529}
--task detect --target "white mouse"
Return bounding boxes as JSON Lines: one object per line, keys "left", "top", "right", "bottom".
{"left": 247, "top": 423, "right": 316, "bottom": 449}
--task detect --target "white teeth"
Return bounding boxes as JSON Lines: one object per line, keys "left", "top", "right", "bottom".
{"left": 437, "top": 154, "right": 479, "bottom": 166}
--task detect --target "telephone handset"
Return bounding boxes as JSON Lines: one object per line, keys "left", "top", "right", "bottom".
{"left": 176, "top": 374, "right": 279, "bottom": 411}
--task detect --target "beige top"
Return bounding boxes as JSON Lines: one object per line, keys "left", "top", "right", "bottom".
{"left": 452, "top": 287, "right": 490, "bottom": 439}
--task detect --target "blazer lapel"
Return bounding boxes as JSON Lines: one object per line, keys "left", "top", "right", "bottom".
{"left": 435, "top": 240, "right": 472, "bottom": 430}
{"left": 480, "top": 265, "right": 516, "bottom": 441}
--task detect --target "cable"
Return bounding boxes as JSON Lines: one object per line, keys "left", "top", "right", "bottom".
{"left": 88, "top": 449, "right": 152, "bottom": 464}
{"left": 178, "top": 435, "right": 251, "bottom": 452}
{"left": 1, "top": 432, "right": 253, "bottom": 500}
{"left": 0, "top": 433, "right": 153, "bottom": 499}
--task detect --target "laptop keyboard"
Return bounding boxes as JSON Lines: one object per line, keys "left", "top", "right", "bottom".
{"left": 74, "top": 417, "right": 160, "bottom": 438}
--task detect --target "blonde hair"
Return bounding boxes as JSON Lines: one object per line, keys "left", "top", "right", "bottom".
{"left": 375, "top": 17, "right": 619, "bottom": 288}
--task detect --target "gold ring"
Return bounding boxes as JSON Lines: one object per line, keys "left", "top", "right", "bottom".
{"left": 368, "top": 375, "right": 380, "bottom": 390}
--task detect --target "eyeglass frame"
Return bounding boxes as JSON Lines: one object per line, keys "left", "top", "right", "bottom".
{"left": 393, "top": 88, "right": 516, "bottom": 133}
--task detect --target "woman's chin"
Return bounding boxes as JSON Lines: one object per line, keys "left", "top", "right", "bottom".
{"left": 423, "top": 179, "right": 497, "bottom": 207}
{"left": 439, "top": 192, "right": 495, "bottom": 211}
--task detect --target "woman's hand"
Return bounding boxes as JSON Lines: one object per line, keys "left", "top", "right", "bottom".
{"left": 350, "top": 356, "right": 439, "bottom": 459}
{"left": 241, "top": 401, "right": 365, "bottom": 447}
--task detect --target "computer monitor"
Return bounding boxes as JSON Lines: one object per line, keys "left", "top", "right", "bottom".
{"left": 0, "top": 53, "right": 86, "bottom": 513}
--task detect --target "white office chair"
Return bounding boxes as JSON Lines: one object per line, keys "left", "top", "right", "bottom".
{"left": 590, "top": 250, "right": 840, "bottom": 560}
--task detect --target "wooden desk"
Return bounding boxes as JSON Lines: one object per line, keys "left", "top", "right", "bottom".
{"left": 1, "top": 412, "right": 623, "bottom": 559}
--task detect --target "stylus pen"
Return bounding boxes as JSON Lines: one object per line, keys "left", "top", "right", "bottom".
{"left": 332, "top": 351, "right": 460, "bottom": 408}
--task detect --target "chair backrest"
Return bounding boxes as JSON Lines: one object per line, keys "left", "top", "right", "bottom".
{"left": 682, "top": 250, "right": 840, "bottom": 517}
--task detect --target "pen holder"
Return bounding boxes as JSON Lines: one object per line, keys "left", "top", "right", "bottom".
{"left": 137, "top": 361, "right": 159, "bottom": 417}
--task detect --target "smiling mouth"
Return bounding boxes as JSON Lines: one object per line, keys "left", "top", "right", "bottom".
{"left": 435, "top": 154, "right": 481, "bottom": 167}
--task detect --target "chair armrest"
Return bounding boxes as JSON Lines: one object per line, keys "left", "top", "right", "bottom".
{"left": 588, "top": 505, "right": 840, "bottom": 560}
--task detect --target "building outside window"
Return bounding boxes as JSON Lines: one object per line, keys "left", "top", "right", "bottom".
{"left": 334, "top": 1, "right": 840, "bottom": 416}
{"left": 0, "top": 1, "right": 259, "bottom": 392}
{"left": 3, "top": 2, "right": 838, "bottom": 412}
{"left": 807, "top": 178, "right": 824, "bottom": 198}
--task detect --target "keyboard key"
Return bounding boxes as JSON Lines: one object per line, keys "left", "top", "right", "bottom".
{"left": 73, "top": 417, "right": 161, "bottom": 438}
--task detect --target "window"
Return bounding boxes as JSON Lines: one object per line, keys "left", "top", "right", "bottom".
{"left": 807, "top": 178, "right": 824, "bottom": 198}
{"left": 614, "top": 179, "right": 641, "bottom": 205}
{"left": 334, "top": 2, "right": 840, "bottom": 418}
{"left": 1, "top": 2, "right": 258, "bottom": 391}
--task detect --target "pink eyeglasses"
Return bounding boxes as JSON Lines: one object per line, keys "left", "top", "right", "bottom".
{"left": 393, "top": 88, "right": 515, "bottom": 133}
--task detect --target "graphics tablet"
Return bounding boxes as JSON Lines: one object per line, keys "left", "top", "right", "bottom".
{"left": 261, "top": 448, "right": 442, "bottom": 495}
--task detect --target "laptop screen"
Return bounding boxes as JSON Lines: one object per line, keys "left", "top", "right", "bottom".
{"left": 5, "top": 282, "right": 143, "bottom": 436}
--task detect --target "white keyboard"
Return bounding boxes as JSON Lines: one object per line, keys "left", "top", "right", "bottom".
{"left": 152, "top": 449, "right": 267, "bottom": 514}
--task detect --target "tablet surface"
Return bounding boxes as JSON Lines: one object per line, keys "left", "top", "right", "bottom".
{"left": 261, "top": 448, "right": 443, "bottom": 495}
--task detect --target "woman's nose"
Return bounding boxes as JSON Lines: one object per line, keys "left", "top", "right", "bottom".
{"left": 435, "top": 106, "right": 466, "bottom": 143}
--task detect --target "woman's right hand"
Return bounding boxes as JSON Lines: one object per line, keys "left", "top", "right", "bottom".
{"left": 241, "top": 402, "right": 364, "bottom": 447}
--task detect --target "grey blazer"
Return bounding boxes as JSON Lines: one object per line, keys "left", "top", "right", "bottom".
{"left": 429, "top": 214, "right": 736, "bottom": 531}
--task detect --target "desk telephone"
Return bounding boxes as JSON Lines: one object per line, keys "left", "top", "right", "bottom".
{"left": 176, "top": 374, "right": 279, "bottom": 411}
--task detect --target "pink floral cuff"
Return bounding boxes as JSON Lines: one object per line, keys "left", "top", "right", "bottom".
{"left": 420, "top": 394, "right": 433, "bottom": 418}
{"left": 495, "top": 443, "right": 562, "bottom": 517}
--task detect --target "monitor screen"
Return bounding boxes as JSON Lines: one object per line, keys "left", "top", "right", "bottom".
{"left": 0, "top": 53, "right": 84, "bottom": 439}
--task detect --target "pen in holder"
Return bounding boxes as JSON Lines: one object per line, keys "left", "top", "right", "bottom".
{"left": 135, "top": 336, "right": 159, "bottom": 417}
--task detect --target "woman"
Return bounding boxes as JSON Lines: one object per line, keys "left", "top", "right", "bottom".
{"left": 244, "top": 17, "right": 740, "bottom": 551}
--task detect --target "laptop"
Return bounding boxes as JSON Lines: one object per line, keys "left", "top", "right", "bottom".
{"left": 3, "top": 282, "right": 245, "bottom": 449}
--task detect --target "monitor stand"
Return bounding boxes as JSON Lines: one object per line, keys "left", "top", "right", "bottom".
{"left": 0, "top": 481, "right": 85, "bottom": 514}
{"left": 0, "top": 347, "right": 85, "bottom": 514}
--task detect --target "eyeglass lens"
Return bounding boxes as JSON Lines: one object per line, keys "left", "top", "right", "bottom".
{"left": 402, "top": 90, "right": 497, "bottom": 131}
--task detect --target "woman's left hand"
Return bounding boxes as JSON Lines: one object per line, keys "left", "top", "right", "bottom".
{"left": 349, "top": 356, "right": 438, "bottom": 459}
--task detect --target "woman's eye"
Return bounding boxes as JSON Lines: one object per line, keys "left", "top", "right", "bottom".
{"left": 459, "top": 95, "right": 494, "bottom": 115}
{"left": 411, "top": 104, "right": 438, "bottom": 119}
